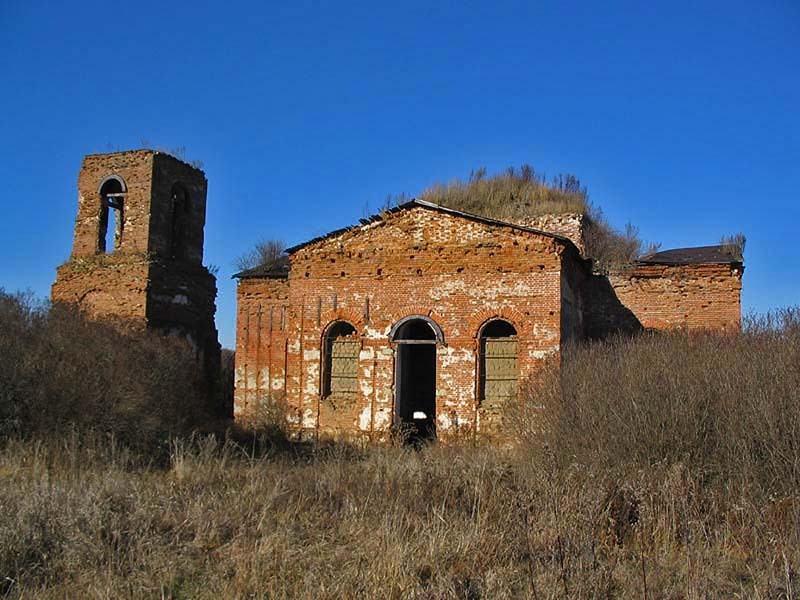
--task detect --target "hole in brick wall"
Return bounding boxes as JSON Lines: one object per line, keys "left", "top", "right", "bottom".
{"left": 340, "top": 271, "right": 346, "bottom": 277}
{"left": 456, "top": 267, "right": 464, "bottom": 273}
{"left": 416, "top": 268, "right": 422, "bottom": 275}
{"left": 377, "top": 268, "right": 382, "bottom": 276}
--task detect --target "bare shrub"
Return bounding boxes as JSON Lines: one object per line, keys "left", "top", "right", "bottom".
{"left": 516, "top": 309, "right": 800, "bottom": 498}
{"left": 0, "top": 289, "right": 207, "bottom": 451}
{"left": 234, "top": 239, "right": 288, "bottom": 272}
{"left": 584, "top": 208, "right": 659, "bottom": 273}
{"left": 720, "top": 232, "right": 746, "bottom": 261}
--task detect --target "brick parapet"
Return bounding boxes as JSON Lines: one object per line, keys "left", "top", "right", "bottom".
{"left": 517, "top": 213, "right": 586, "bottom": 254}
{"left": 608, "top": 262, "right": 743, "bottom": 332}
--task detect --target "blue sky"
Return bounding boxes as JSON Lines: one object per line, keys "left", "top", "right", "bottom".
{"left": 1, "top": 0, "right": 798, "bottom": 348}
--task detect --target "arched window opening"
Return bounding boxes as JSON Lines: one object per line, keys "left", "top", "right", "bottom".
{"left": 322, "top": 321, "right": 359, "bottom": 397}
{"left": 170, "top": 183, "right": 190, "bottom": 259}
{"left": 479, "top": 319, "right": 518, "bottom": 406}
{"left": 99, "top": 177, "right": 126, "bottom": 253}
{"left": 389, "top": 314, "right": 444, "bottom": 344}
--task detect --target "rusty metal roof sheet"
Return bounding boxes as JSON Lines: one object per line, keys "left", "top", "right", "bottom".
{"left": 232, "top": 263, "right": 289, "bottom": 279}
{"left": 637, "top": 245, "right": 742, "bottom": 265}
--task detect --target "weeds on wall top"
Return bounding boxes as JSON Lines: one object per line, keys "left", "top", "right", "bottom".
{"left": 418, "top": 164, "right": 658, "bottom": 272}
{"left": 420, "top": 165, "right": 590, "bottom": 220}
{"left": 720, "top": 232, "right": 746, "bottom": 262}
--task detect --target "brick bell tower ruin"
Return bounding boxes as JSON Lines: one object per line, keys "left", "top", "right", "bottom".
{"left": 51, "top": 150, "right": 223, "bottom": 415}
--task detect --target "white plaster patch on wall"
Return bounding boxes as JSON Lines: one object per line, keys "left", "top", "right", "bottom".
{"left": 302, "top": 408, "right": 316, "bottom": 429}
{"left": 271, "top": 377, "right": 285, "bottom": 391}
{"left": 304, "top": 348, "right": 320, "bottom": 362}
{"left": 373, "top": 407, "right": 391, "bottom": 430}
{"left": 533, "top": 322, "right": 559, "bottom": 341}
{"left": 234, "top": 366, "right": 246, "bottom": 388}
{"left": 304, "top": 362, "right": 320, "bottom": 395}
{"left": 359, "top": 347, "right": 375, "bottom": 361}
{"left": 288, "top": 340, "right": 301, "bottom": 352}
{"left": 530, "top": 346, "right": 559, "bottom": 359}
{"left": 439, "top": 347, "right": 473, "bottom": 368}
{"left": 286, "top": 412, "right": 300, "bottom": 425}
{"left": 477, "top": 279, "right": 550, "bottom": 299}
{"left": 427, "top": 277, "right": 468, "bottom": 301}
{"left": 437, "top": 411, "right": 453, "bottom": 431}
{"left": 358, "top": 406, "right": 372, "bottom": 430}
{"left": 364, "top": 325, "right": 390, "bottom": 340}
{"left": 359, "top": 377, "right": 373, "bottom": 398}
{"left": 378, "top": 346, "right": 394, "bottom": 359}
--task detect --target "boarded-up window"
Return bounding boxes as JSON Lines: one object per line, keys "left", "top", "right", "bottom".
{"left": 479, "top": 320, "right": 518, "bottom": 405}
{"left": 323, "top": 321, "right": 359, "bottom": 396}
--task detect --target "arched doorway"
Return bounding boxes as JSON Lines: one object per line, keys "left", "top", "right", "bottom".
{"left": 390, "top": 315, "right": 443, "bottom": 443}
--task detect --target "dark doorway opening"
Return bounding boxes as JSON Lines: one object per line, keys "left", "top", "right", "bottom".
{"left": 396, "top": 344, "right": 436, "bottom": 443}
{"left": 391, "top": 316, "right": 442, "bottom": 444}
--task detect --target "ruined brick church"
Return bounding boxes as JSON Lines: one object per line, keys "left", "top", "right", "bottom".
{"left": 51, "top": 150, "right": 743, "bottom": 442}
{"left": 234, "top": 199, "right": 743, "bottom": 442}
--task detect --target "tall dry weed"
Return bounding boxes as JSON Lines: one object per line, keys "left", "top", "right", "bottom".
{"left": 516, "top": 310, "right": 800, "bottom": 499}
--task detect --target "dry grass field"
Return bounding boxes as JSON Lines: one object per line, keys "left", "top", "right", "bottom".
{"left": 1, "top": 291, "right": 798, "bottom": 599}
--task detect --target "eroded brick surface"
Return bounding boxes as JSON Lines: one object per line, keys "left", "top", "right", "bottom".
{"left": 607, "top": 263, "right": 742, "bottom": 332}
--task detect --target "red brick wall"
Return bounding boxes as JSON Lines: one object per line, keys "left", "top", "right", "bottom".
{"left": 52, "top": 254, "right": 150, "bottom": 320}
{"left": 608, "top": 263, "right": 743, "bottom": 331}
{"left": 519, "top": 213, "right": 586, "bottom": 254}
{"left": 234, "top": 206, "right": 572, "bottom": 440}
{"left": 149, "top": 153, "right": 208, "bottom": 264}
{"left": 72, "top": 151, "right": 155, "bottom": 257}
{"left": 234, "top": 278, "right": 290, "bottom": 420}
